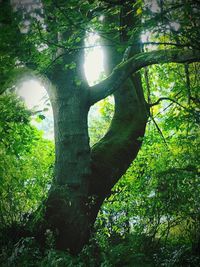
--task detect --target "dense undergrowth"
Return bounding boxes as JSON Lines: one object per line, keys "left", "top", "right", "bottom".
{"left": 1, "top": 225, "right": 200, "bottom": 266}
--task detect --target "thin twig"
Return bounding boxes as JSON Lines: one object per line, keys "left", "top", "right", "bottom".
{"left": 35, "top": 21, "right": 66, "bottom": 49}
{"left": 149, "top": 97, "right": 186, "bottom": 109}
{"left": 144, "top": 67, "right": 151, "bottom": 104}
{"left": 142, "top": 41, "right": 196, "bottom": 49}
{"left": 184, "top": 64, "right": 191, "bottom": 105}
{"left": 151, "top": 115, "right": 169, "bottom": 147}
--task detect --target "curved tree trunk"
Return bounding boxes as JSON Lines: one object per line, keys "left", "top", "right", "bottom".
{"left": 89, "top": 75, "right": 149, "bottom": 225}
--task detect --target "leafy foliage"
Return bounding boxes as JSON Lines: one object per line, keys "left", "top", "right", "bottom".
{"left": 0, "top": 93, "right": 54, "bottom": 230}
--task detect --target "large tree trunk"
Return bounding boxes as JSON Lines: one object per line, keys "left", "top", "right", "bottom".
{"left": 42, "top": 65, "right": 92, "bottom": 253}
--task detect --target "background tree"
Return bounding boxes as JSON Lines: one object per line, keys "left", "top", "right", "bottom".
{"left": 0, "top": 0, "right": 199, "bottom": 254}
{"left": 0, "top": 92, "right": 54, "bottom": 245}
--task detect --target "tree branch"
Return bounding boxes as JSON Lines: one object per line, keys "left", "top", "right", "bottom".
{"left": 149, "top": 97, "right": 185, "bottom": 109}
{"left": 142, "top": 41, "right": 198, "bottom": 49}
{"left": 151, "top": 115, "right": 168, "bottom": 147}
{"left": 89, "top": 49, "right": 200, "bottom": 105}
{"left": 184, "top": 64, "right": 191, "bottom": 104}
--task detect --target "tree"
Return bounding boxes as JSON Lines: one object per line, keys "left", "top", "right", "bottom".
{"left": 1, "top": 0, "right": 199, "bottom": 254}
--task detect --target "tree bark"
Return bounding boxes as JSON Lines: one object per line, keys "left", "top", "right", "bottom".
{"left": 42, "top": 65, "right": 92, "bottom": 253}
{"left": 88, "top": 76, "right": 149, "bottom": 224}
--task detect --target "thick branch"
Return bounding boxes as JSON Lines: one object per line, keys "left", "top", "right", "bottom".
{"left": 89, "top": 49, "right": 200, "bottom": 105}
